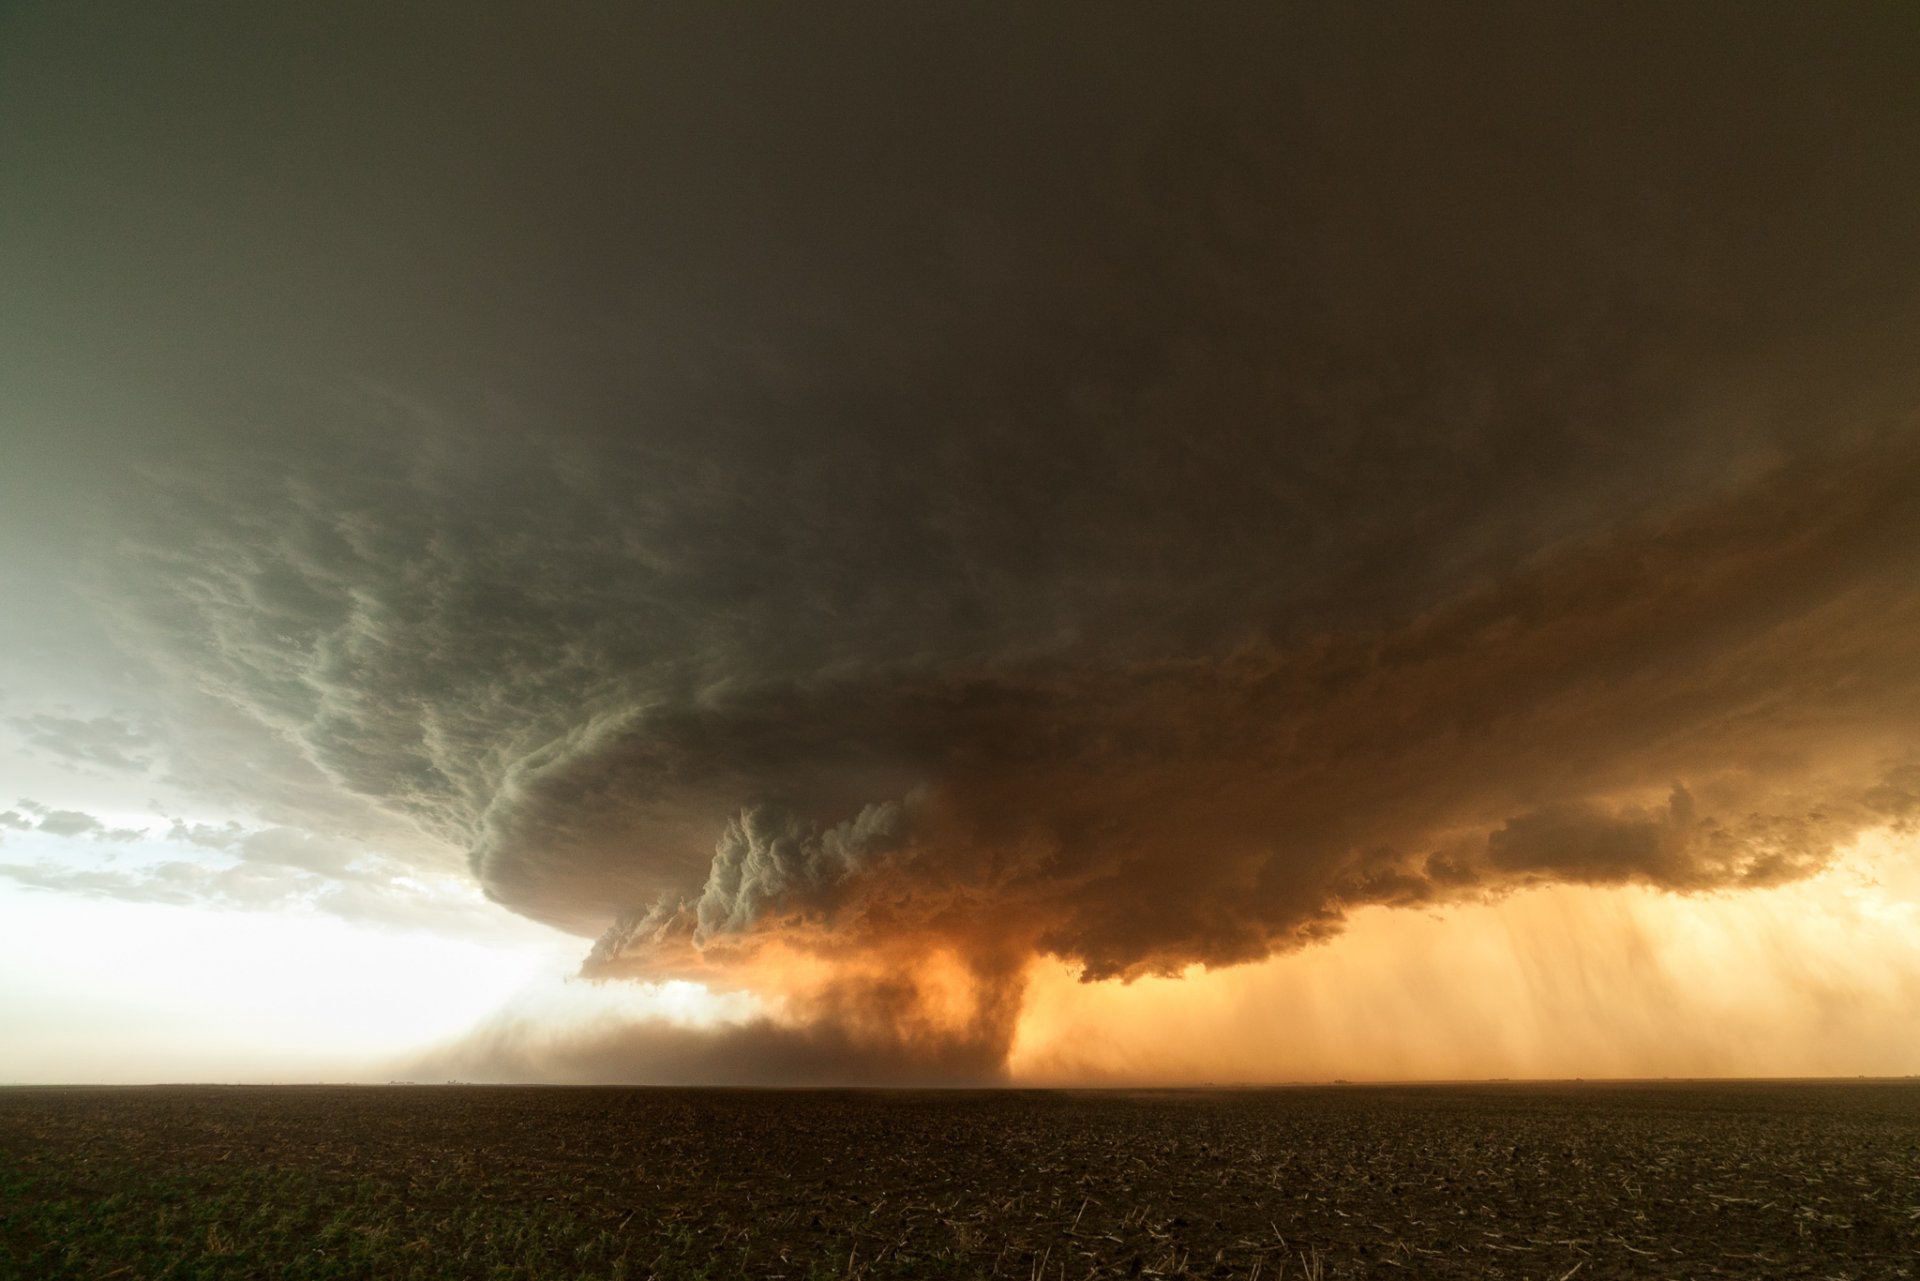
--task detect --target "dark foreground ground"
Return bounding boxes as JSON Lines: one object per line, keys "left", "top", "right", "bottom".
{"left": 2, "top": 1082, "right": 1916, "bottom": 1280}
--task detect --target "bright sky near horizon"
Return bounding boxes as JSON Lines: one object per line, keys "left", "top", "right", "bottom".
{"left": 6, "top": 829, "right": 1919, "bottom": 1084}
{"left": 4, "top": 3, "right": 1920, "bottom": 1085}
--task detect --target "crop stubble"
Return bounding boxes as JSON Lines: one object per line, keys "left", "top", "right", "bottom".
{"left": 2, "top": 1082, "right": 1916, "bottom": 1279}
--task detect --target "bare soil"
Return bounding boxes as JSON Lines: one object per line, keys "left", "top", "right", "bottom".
{"left": 2, "top": 1081, "right": 1916, "bottom": 1279}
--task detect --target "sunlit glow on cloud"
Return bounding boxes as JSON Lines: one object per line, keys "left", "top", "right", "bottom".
{"left": 1008, "top": 828, "right": 1920, "bottom": 1083}
{"left": 3, "top": 5, "right": 1918, "bottom": 1084}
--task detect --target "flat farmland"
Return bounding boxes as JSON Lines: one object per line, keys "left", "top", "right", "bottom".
{"left": 3, "top": 1082, "right": 1915, "bottom": 1279}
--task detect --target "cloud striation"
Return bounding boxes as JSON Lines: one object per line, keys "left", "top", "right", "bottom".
{"left": 5, "top": 4, "right": 1920, "bottom": 1079}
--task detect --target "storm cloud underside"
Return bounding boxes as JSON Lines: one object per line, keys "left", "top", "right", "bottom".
{"left": 5, "top": 5, "right": 1920, "bottom": 1078}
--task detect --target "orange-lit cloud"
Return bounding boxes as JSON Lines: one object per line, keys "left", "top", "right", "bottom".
{"left": 5, "top": 5, "right": 1919, "bottom": 1083}
{"left": 1010, "top": 828, "right": 1920, "bottom": 1083}
{"left": 416, "top": 829, "right": 1920, "bottom": 1086}
{"left": 564, "top": 440, "right": 1920, "bottom": 1077}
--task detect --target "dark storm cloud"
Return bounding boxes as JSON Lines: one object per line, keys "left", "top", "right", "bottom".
{"left": 5, "top": 4, "right": 1920, "bottom": 1073}
{"left": 692, "top": 802, "right": 908, "bottom": 942}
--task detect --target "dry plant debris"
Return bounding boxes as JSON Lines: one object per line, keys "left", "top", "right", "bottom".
{"left": 2, "top": 1081, "right": 1916, "bottom": 1279}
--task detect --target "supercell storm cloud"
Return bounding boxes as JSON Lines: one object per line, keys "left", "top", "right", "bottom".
{"left": 5, "top": 5, "right": 1919, "bottom": 1076}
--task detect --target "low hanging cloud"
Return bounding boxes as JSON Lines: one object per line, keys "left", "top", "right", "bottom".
{"left": 6, "top": 5, "right": 1920, "bottom": 1078}
{"left": 103, "top": 420, "right": 1920, "bottom": 1082}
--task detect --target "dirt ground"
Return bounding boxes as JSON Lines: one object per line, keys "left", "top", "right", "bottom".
{"left": 3, "top": 1081, "right": 1916, "bottom": 1279}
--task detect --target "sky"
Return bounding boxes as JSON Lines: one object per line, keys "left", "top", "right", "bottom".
{"left": 3, "top": 3, "right": 1919, "bottom": 1085}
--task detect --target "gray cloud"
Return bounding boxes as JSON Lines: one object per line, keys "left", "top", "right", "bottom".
{"left": 693, "top": 802, "right": 908, "bottom": 942}
{"left": 0, "top": 858, "right": 315, "bottom": 912}
{"left": 5, "top": 712, "right": 155, "bottom": 773}
{"left": 34, "top": 809, "right": 104, "bottom": 838}
{"left": 4, "top": 4, "right": 1920, "bottom": 1076}
{"left": 0, "top": 837, "right": 519, "bottom": 939}
{"left": 0, "top": 801, "right": 145, "bottom": 843}
{"left": 172, "top": 822, "right": 365, "bottom": 880}
{"left": 0, "top": 794, "right": 502, "bottom": 934}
